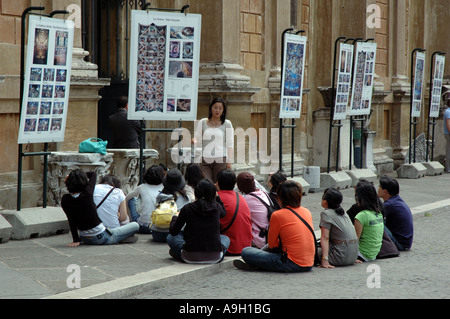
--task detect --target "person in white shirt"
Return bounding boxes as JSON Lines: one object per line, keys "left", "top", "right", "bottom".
{"left": 126, "top": 165, "right": 165, "bottom": 234}
{"left": 93, "top": 175, "right": 128, "bottom": 229}
{"left": 193, "top": 97, "right": 234, "bottom": 183}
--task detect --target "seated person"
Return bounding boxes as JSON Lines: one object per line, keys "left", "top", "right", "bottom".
{"left": 319, "top": 188, "right": 359, "bottom": 268}
{"left": 167, "top": 178, "right": 230, "bottom": 264}
{"left": 378, "top": 175, "right": 414, "bottom": 251}
{"left": 61, "top": 169, "right": 139, "bottom": 247}
{"left": 126, "top": 165, "right": 165, "bottom": 234}
{"left": 236, "top": 172, "right": 271, "bottom": 248}
{"left": 234, "top": 181, "right": 315, "bottom": 273}
{"left": 94, "top": 175, "right": 128, "bottom": 228}
{"left": 217, "top": 169, "right": 253, "bottom": 255}
{"left": 354, "top": 182, "right": 384, "bottom": 262}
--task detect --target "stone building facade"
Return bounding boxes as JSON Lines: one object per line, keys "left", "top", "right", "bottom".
{"left": 0, "top": 0, "right": 449, "bottom": 209}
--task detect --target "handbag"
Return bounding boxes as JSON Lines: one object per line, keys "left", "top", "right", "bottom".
{"left": 376, "top": 230, "right": 400, "bottom": 259}
{"left": 286, "top": 207, "right": 321, "bottom": 266}
{"left": 79, "top": 138, "right": 108, "bottom": 155}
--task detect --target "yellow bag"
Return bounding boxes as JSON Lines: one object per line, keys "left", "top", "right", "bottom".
{"left": 151, "top": 199, "right": 177, "bottom": 229}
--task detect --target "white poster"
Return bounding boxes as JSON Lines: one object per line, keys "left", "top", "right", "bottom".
{"left": 128, "top": 10, "right": 201, "bottom": 121}
{"left": 17, "top": 16, "right": 74, "bottom": 144}
{"left": 349, "top": 42, "right": 377, "bottom": 116}
{"left": 333, "top": 43, "right": 354, "bottom": 120}
{"left": 279, "top": 33, "right": 307, "bottom": 119}
{"left": 429, "top": 55, "right": 446, "bottom": 118}
{"left": 411, "top": 51, "right": 426, "bottom": 118}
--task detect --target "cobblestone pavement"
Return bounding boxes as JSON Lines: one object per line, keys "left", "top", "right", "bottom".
{"left": 133, "top": 211, "right": 450, "bottom": 299}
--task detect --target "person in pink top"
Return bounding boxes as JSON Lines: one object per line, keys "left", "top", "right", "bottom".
{"left": 236, "top": 172, "right": 271, "bottom": 249}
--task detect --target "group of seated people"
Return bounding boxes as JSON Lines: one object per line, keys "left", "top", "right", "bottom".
{"left": 61, "top": 164, "right": 413, "bottom": 273}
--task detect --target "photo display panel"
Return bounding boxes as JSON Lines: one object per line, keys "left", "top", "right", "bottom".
{"left": 429, "top": 55, "right": 445, "bottom": 118}
{"left": 333, "top": 43, "right": 354, "bottom": 120}
{"left": 128, "top": 10, "right": 202, "bottom": 121}
{"left": 279, "top": 33, "right": 307, "bottom": 119}
{"left": 18, "top": 15, "right": 74, "bottom": 144}
{"left": 411, "top": 51, "right": 426, "bottom": 118}
{"left": 349, "top": 42, "right": 377, "bottom": 116}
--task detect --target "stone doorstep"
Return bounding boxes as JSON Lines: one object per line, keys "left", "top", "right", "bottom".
{"left": 1, "top": 207, "right": 69, "bottom": 240}
{"left": 396, "top": 163, "right": 427, "bottom": 179}
{"left": 320, "top": 171, "right": 352, "bottom": 190}
{"left": 422, "top": 161, "right": 445, "bottom": 176}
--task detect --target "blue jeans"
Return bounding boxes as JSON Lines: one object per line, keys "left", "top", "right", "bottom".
{"left": 167, "top": 233, "right": 230, "bottom": 263}
{"left": 80, "top": 222, "right": 139, "bottom": 245}
{"left": 128, "top": 198, "right": 152, "bottom": 234}
{"left": 241, "top": 247, "right": 312, "bottom": 273}
{"left": 384, "top": 225, "right": 407, "bottom": 251}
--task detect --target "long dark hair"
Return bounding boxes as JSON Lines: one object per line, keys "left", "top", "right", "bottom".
{"left": 355, "top": 182, "right": 382, "bottom": 214}
{"left": 185, "top": 163, "right": 204, "bottom": 188}
{"left": 269, "top": 171, "right": 287, "bottom": 193}
{"left": 194, "top": 178, "right": 216, "bottom": 210}
{"left": 322, "top": 188, "right": 345, "bottom": 216}
{"left": 208, "top": 97, "right": 227, "bottom": 124}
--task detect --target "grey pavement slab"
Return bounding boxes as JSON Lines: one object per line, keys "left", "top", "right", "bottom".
{"left": 0, "top": 171, "right": 450, "bottom": 299}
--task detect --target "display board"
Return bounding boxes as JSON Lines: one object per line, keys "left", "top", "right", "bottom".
{"left": 349, "top": 42, "right": 377, "bottom": 116}
{"left": 333, "top": 43, "right": 354, "bottom": 120}
{"left": 411, "top": 51, "right": 426, "bottom": 118}
{"left": 128, "top": 10, "right": 202, "bottom": 121}
{"left": 279, "top": 33, "right": 307, "bottom": 119}
{"left": 429, "top": 55, "right": 446, "bottom": 118}
{"left": 17, "top": 15, "right": 74, "bottom": 144}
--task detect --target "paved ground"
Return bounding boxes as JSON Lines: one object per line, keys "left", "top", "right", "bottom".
{"left": 0, "top": 171, "right": 449, "bottom": 300}
{"left": 133, "top": 210, "right": 450, "bottom": 299}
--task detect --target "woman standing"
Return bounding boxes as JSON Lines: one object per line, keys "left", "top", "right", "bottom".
{"left": 194, "top": 97, "right": 234, "bottom": 183}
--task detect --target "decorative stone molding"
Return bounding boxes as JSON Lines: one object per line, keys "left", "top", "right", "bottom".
{"left": 107, "top": 149, "right": 159, "bottom": 195}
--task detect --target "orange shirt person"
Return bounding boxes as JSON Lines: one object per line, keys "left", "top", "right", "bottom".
{"left": 233, "top": 181, "right": 315, "bottom": 272}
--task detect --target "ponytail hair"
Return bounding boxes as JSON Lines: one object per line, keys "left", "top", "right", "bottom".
{"left": 322, "top": 188, "right": 345, "bottom": 216}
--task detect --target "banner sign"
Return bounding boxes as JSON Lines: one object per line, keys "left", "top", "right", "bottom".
{"left": 279, "top": 33, "right": 307, "bottom": 119}
{"left": 429, "top": 55, "right": 446, "bottom": 118}
{"left": 17, "top": 15, "right": 74, "bottom": 144}
{"left": 333, "top": 43, "right": 354, "bottom": 120}
{"left": 411, "top": 51, "right": 426, "bottom": 118}
{"left": 349, "top": 42, "right": 377, "bottom": 116}
{"left": 128, "top": 10, "right": 202, "bottom": 121}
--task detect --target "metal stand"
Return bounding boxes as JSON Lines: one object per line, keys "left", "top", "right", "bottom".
{"left": 138, "top": 3, "right": 190, "bottom": 184}
{"left": 426, "top": 51, "right": 446, "bottom": 161}
{"left": 279, "top": 28, "right": 304, "bottom": 177}
{"left": 409, "top": 48, "right": 426, "bottom": 164}
{"left": 17, "top": 7, "right": 69, "bottom": 211}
